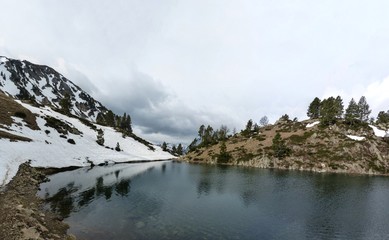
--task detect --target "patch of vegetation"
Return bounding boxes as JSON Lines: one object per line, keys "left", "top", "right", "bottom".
{"left": 217, "top": 141, "right": 232, "bottom": 164}
{"left": 14, "top": 111, "right": 27, "bottom": 119}
{"left": 44, "top": 116, "right": 82, "bottom": 135}
{"left": 67, "top": 139, "right": 75, "bottom": 144}
{"left": 127, "top": 133, "right": 155, "bottom": 151}
{"left": 0, "top": 130, "right": 32, "bottom": 142}
{"left": 272, "top": 133, "right": 291, "bottom": 159}
{"left": 255, "top": 135, "right": 266, "bottom": 141}
{"left": 288, "top": 131, "right": 314, "bottom": 145}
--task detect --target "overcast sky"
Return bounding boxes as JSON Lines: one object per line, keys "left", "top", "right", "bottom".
{"left": 1, "top": 0, "right": 389, "bottom": 144}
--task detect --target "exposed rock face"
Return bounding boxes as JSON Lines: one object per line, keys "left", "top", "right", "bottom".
{"left": 182, "top": 120, "right": 389, "bottom": 175}
{"left": 0, "top": 56, "right": 107, "bottom": 122}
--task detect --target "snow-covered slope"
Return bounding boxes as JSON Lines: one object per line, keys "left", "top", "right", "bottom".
{"left": 0, "top": 56, "right": 106, "bottom": 121}
{"left": 0, "top": 99, "right": 173, "bottom": 187}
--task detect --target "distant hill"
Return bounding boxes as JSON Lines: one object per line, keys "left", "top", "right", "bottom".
{"left": 0, "top": 56, "right": 174, "bottom": 187}
{"left": 182, "top": 117, "right": 389, "bottom": 175}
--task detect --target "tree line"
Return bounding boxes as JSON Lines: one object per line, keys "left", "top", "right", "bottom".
{"left": 306, "top": 95, "right": 389, "bottom": 127}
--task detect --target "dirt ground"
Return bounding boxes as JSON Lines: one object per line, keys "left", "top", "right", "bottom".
{"left": 0, "top": 163, "right": 75, "bottom": 240}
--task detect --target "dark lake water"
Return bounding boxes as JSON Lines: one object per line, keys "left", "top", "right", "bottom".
{"left": 38, "top": 161, "right": 389, "bottom": 240}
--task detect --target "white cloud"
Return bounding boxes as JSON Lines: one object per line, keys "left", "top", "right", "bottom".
{"left": 364, "top": 77, "right": 389, "bottom": 113}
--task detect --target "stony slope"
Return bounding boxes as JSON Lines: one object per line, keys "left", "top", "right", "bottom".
{"left": 182, "top": 119, "right": 389, "bottom": 175}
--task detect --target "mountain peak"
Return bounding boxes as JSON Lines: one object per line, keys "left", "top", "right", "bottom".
{"left": 0, "top": 56, "right": 107, "bottom": 122}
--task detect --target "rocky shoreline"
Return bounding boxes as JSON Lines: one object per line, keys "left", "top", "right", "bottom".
{"left": 178, "top": 157, "right": 389, "bottom": 176}
{"left": 0, "top": 163, "right": 76, "bottom": 240}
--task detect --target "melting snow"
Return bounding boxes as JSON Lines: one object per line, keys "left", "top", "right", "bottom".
{"left": 0, "top": 101, "right": 174, "bottom": 187}
{"left": 306, "top": 121, "right": 320, "bottom": 128}
{"left": 369, "top": 125, "right": 388, "bottom": 138}
{"left": 346, "top": 135, "right": 365, "bottom": 141}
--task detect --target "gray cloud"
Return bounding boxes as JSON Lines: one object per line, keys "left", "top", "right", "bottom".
{"left": 2, "top": 0, "right": 389, "bottom": 144}
{"left": 96, "top": 69, "right": 239, "bottom": 144}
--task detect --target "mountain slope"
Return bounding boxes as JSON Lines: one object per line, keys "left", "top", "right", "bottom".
{"left": 0, "top": 56, "right": 106, "bottom": 122}
{"left": 182, "top": 119, "right": 389, "bottom": 175}
{"left": 0, "top": 57, "right": 174, "bottom": 187}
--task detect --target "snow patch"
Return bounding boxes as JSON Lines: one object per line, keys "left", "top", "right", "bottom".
{"left": 0, "top": 102, "right": 174, "bottom": 187}
{"left": 306, "top": 121, "right": 319, "bottom": 128}
{"left": 346, "top": 135, "right": 365, "bottom": 141}
{"left": 369, "top": 125, "right": 388, "bottom": 138}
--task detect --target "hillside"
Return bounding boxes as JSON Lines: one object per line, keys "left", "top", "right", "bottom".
{"left": 0, "top": 57, "right": 174, "bottom": 187}
{"left": 182, "top": 118, "right": 389, "bottom": 175}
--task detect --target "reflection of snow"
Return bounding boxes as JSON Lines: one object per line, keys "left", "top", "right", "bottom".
{"left": 346, "top": 135, "right": 365, "bottom": 141}
{"left": 38, "top": 161, "right": 166, "bottom": 198}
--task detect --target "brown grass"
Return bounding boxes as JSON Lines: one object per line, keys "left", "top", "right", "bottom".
{"left": 0, "top": 130, "right": 32, "bottom": 142}
{"left": 0, "top": 91, "right": 39, "bottom": 130}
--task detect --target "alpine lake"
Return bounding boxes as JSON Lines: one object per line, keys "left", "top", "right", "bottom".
{"left": 38, "top": 161, "right": 389, "bottom": 240}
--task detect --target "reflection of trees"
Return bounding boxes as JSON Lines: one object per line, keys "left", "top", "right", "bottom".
{"left": 78, "top": 187, "right": 96, "bottom": 207}
{"left": 115, "top": 179, "right": 131, "bottom": 197}
{"left": 45, "top": 174, "right": 133, "bottom": 218}
{"left": 240, "top": 190, "right": 256, "bottom": 207}
{"left": 197, "top": 179, "right": 211, "bottom": 196}
{"left": 47, "top": 182, "right": 78, "bottom": 218}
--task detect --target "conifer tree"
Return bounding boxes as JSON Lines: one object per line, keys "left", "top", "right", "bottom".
{"left": 245, "top": 119, "right": 253, "bottom": 132}
{"left": 105, "top": 110, "right": 115, "bottom": 127}
{"left": 307, "top": 97, "right": 321, "bottom": 119}
{"left": 376, "top": 111, "right": 389, "bottom": 129}
{"left": 357, "top": 96, "right": 371, "bottom": 122}
{"left": 217, "top": 141, "right": 231, "bottom": 163}
{"left": 161, "top": 141, "right": 168, "bottom": 151}
{"left": 115, "top": 142, "right": 121, "bottom": 151}
{"left": 172, "top": 145, "right": 177, "bottom": 154}
{"left": 319, "top": 97, "right": 337, "bottom": 126}
{"left": 198, "top": 125, "right": 205, "bottom": 139}
{"left": 59, "top": 93, "right": 72, "bottom": 115}
{"left": 272, "top": 133, "right": 290, "bottom": 159}
{"left": 345, "top": 98, "right": 359, "bottom": 126}
{"left": 176, "top": 144, "right": 183, "bottom": 155}
{"left": 334, "top": 96, "right": 344, "bottom": 118}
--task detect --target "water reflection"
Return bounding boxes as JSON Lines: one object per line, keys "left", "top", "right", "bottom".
{"left": 39, "top": 161, "right": 389, "bottom": 240}
{"left": 40, "top": 162, "right": 159, "bottom": 219}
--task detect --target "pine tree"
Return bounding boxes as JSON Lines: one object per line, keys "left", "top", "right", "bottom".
{"left": 272, "top": 133, "right": 290, "bottom": 159}
{"left": 345, "top": 98, "right": 359, "bottom": 126}
{"left": 203, "top": 125, "right": 214, "bottom": 146}
{"left": 161, "top": 142, "right": 168, "bottom": 151}
{"left": 105, "top": 110, "right": 115, "bottom": 127}
{"left": 357, "top": 96, "right": 371, "bottom": 122}
{"left": 376, "top": 111, "right": 389, "bottom": 129}
{"left": 217, "top": 141, "right": 231, "bottom": 163}
{"left": 319, "top": 97, "right": 337, "bottom": 126}
{"left": 176, "top": 144, "right": 183, "bottom": 155}
{"left": 115, "top": 142, "right": 121, "bottom": 151}
{"left": 307, "top": 97, "right": 321, "bottom": 119}
{"left": 334, "top": 96, "right": 344, "bottom": 118}
{"left": 245, "top": 119, "right": 253, "bottom": 132}
{"left": 126, "top": 114, "right": 132, "bottom": 133}
{"left": 198, "top": 125, "right": 205, "bottom": 140}
{"left": 172, "top": 145, "right": 177, "bottom": 154}
{"left": 59, "top": 93, "right": 72, "bottom": 115}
